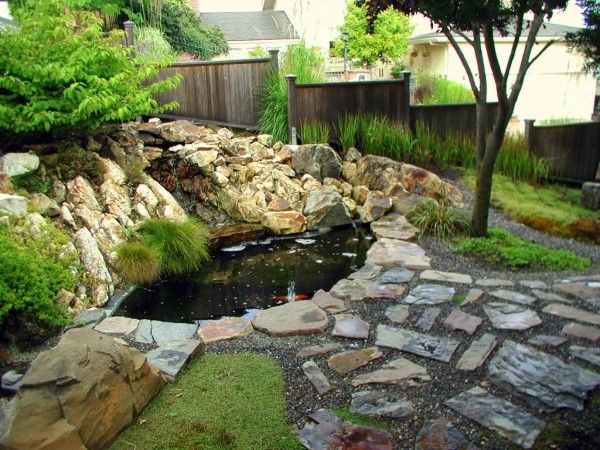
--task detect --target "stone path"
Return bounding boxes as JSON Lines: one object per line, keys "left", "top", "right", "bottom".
{"left": 83, "top": 212, "right": 600, "bottom": 449}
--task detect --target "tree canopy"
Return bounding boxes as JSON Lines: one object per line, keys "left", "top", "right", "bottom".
{"left": 567, "top": 0, "right": 600, "bottom": 73}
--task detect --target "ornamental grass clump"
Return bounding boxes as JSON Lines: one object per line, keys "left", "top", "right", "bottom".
{"left": 407, "top": 198, "right": 470, "bottom": 240}
{"left": 115, "top": 242, "right": 162, "bottom": 285}
{"left": 300, "top": 121, "right": 331, "bottom": 144}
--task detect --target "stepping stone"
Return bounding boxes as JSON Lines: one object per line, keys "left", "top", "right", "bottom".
{"left": 404, "top": 284, "right": 455, "bottom": 305}
{"left": 197, "top": 317, "right": 253, "bottom": 344}
{"left": 330, "top": 278, "right": 405, "bottom": 301}
{"left": 298, "top": 409, "right": 394, "bottom": 450}
{"left": 302, "top": 360, "right": 332, "bottom": 395}
{"left": 520, "top": 280, "right": 548, "bottom": 289}
{"left": 462, "top": 288, "right": 484, "bottom": 306}
{"left": 73, "top": 308, "right": 106, "bottom": 327}
{"left": 445, "top": 386, "right": 545, "bottom": 449}
{"left": 542, "top": 303, "right": 600, "bottom": 326}
{"left": 488, "top": 340, "right": 600, "bottom": 412}
{"left": 94, "top": 316, "right": 140, "bottom": 335}
{"left": 415, "top": 418, "right": 477, "bottom": 450}
{"left": 311, "top": 289, "right": 347, "bottom": 313}
{"left": 251, "top": 301, "right": 328, "bottom": 336}
{"left": 297, "top": 342, "right": 342, "bottom": 358}
{"left": 456, "top": 333, "right": 498, "bottom": 371}
{"left": 553, "top": 281, "right": 600, "bottom": 300}
{"left": 332, "top": 314, "right": 369, "bottom": 339}
{"left": 1, "top": 370, "right": 23, "bottom": 394}
{"left": 531, "top": 290, "right": 570, "bottom": 302}
{"left": 350, "top": 390, "right": 414, "bottom": 418}
{"left": 134, "top": 319, "right": 154, "bottom": 344}
{"left": 562, "top": 322, "right": 600, "bottom": 342}
{"left": 351, "top": 357, "right": 431, "bottom": 387}
{"left": 528, "top": 335, "right": 568, "bottom": 348}
{"left": 444, "top": 309, "right": 482, "bottom": 335}
{"left": 484, "top": 302, "right": 542, "bottom": 330}
{"left": 348, "top": 264, "right": 383, "bottom": 281}
{"left": 569, "top": 345, "right": 600, "bottom": 367}
{"left": 370, "top": 213, "right": 418, "bottom": 240}
{"left": 327, "top": 347, "right": 382, "bottom": 375}
{"left": 475, "top": 278, "right": 514, "bottom": 287}
{"left": 377, "top": 266, "right": 415, "bottom": 284}
{"left": 146, "top": 338, "right": 203, "bottom": 381}
{"left": 384, "top": 304, "right": 410, "bottom": 324}
{"left": 489, "top": 289, "right": 536, "bottom": 305}
{"left": 421, "top": 270, "right": 473, "bottom": 285}
{"left": 376, "top": 325, "right": 460, "bottom": 363}
{"left": 366, "top": 238, "right": 431, "bottom": 270}
{"left": 416, "top": 307, "right": 441, "bottom": 331}
{"left": 150, "top": 321, "right": 198, "bottom": 346}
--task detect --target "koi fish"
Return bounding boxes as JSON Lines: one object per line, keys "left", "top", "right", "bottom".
{"left": 272, "top": 294, "right": 309, "bottom": 301}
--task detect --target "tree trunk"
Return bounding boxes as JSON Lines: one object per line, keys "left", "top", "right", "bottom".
{"left": 474, "top": 101, "right": 488, "bottom": 169}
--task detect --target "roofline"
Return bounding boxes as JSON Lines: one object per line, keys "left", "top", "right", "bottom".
{"left": 227, "top": 38, "right": 302, "bottom": 44}
{"left": 409, "top": 35, "right": 565, "bottom": 45}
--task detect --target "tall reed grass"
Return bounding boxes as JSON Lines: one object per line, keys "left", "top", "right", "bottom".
{"left": 300, "top": 121, "right": 331, "bottom": 144}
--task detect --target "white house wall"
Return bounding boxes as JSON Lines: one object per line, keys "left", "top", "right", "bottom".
{"left": 214, "top": 39, "right": 301, "bottom": 60}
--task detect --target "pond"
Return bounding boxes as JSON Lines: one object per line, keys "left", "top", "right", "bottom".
{"left": 114, "top": 224, "right": 374, "bottom": 323}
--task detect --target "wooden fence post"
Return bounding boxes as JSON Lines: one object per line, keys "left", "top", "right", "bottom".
{"left": 268, "top": 49, "right": 279, "bottom": 72}
{"left": 524, "top": 119, "right": 535, "bottom": 148}
{"left": 402, "top": 71, "right": 411, "bottom": 127}
{"left": 286, "top": 74, "right": 298, "bottom": 145}
{"left": 123, "top": 20, "right": 136, "bottom": 59}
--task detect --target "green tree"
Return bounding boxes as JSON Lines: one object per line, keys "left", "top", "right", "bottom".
{"left": 567, "top": 0, "right": 600, "bottom": 73}
{"left": 333, "top": 1, "right": 412, "bottom": 66}
{"left": 361, "top": 0, "right": 569, "bottom": 236}
{"left": 0, "top": 0, "right": 180, "bottom": 133}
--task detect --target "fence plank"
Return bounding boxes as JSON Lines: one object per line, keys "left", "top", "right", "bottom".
{"left": 409, "top": 103, "right": 498, "bottom": 138}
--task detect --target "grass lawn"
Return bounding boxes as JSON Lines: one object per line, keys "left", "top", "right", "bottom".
{"left": 463, "top": 171, "right": 599, "bottom": 242}
{"left": 111, "top": 353, "right": 301, "bottom": 450}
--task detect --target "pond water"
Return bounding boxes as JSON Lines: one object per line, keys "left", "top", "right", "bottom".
{"left": 114, "top": 224, "right": 374, "bottom": 323}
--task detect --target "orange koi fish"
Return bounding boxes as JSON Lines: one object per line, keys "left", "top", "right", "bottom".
{"left": 272, "top": 294, "right": 310, "bottom": 301}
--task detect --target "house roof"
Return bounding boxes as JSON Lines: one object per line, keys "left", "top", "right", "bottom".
{"left": 200, "top": 11, "right": 299, "bottom": 42}
{"left": 410, "top": 21, "right": 581, "bottom": 44}
{"left": 0, "top": 17, "right": 16, "bottom": 30}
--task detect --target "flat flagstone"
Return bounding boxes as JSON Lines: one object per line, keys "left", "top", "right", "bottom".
{"left": 197, "top": 317, "right": 253, "bottom": 343}
{"left": 94, "top": 316, "right": 139, "bottom": 335}
{"left": 347, "top": 264, "right": 383, "bottom": 281}
{"left": 370, "top": 213, "right": 418, "bottom": 240}
{"left": 150, "top": 321, "right": 198, "bottom": 346}
{"left": 415, "top": 418, "right": 477, "bottom": 450}
{"left": 366, "top": 238, "right": 431, "bottom": 270}
{"left": 297, "top": 342, "right": 343, "bottom": 358}
{"left": 489, "top": 289, "right": 536, "bottom": 305}
{"left": 484, "top": 302, "right": 542, "bottom": 330}
{"left": 302, "top": 360, "right": 332, "bottom": 395}
{"left": 327, "top": 347, "right": 383, "bottom": 374}
{"left": 444, "top": 309, "right": 482, "bottom": 335}
{"left": 134, "top": 319, "right": 154, "bottom": 344}
{"left": 351, "top": 357, "right": 431, "bottom": 387}
{"left": 146, "top": 338, "right": 203, "bottom": 381}
{"left": 420, "top": 270, "right": 473, "bottom": 285}
{"left": 73, "top": 308, "right": 106, "bottom": 327}
{"left": 251, "top": 301, "right": 328, "bottom": 336}
{"left": 519, "top": 280, "right": 548, "bottom": 289}
{"left": 542, "top": 303, "right": 600, "bottom": 326}
{"left": 404, "top": 284, "right": 455, "bottom": 305}
{"left": 330, "top": 278, "right": 405, "bottom": 301}
{"left": 350, "top": 390, "right": 414, "bottom": 418}
{"left": 528, "top": 335, "right": 568, "bottom": 348}
{"left": 311, "top": 289, "right": 347, "bottom": 313}
{"left": 376, "top": 324, "right": 460, "bottom": 363}
{"left": 416, "top": 307, "right": 441, "bottom": 331}
{"left": 562, "top": 322, "right": 600, "bottom": 342}
{"left": 553, "top": 281, "right": 600, "bottom": 300}
{"left": 475, "top": 278, "right": 514, "bottom": 287}
{"left": 445, "top": 386, "right": 545, "bottom": 449}
{"left": 456, "top": 333, "right": 497, "bottom": 371}
{"left": 384, "top": 304, "right": 410, "bottom": 324}
{"left": 332, "top": 314, "right": 370, "bottom": 339}
{"left": 531, "top": 290, "right": 570, "bottom": 302}
{"left": 569, "top": 345, "right": 600, "bottom": 367}
{"left": 488, "top": 340, "right": 600, "bottom": 412}
{"left": 298, "top": 409, "right": 394, "bottom": 450}
{"left": 377, "top": 266, "right": 415, "bottom": 284}
{"left": 462, "top": 288, "right": 484, "bottom": 306}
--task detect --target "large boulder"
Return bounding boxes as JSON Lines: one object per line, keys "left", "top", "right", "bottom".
{"left": 0, "top": 153, "right": 40, "bottom": 177}
{"left": 262, "top": 210, "right": 307, "bottom": 235}
{"left": 291, "top": 145, "right": 342, "bottom": 182}
{"left": 0, "top": 328, "right": 165, "bottom": 450}
{"left": 352, "top": 155, "right": 404, "bottom": 191}
{"left": 400, "top": 164, "right": 463, "bottom": 204}
{"left": 158, "top": 120, "right": 208, "bottom": 143}
{"left": 304, "top": 186, "right": 352, "bottom": 230}
{"left": 0, "top": 193, "right": 27, "bottom": 217}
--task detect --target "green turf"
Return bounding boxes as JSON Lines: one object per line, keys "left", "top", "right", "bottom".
{"left": 111, "top": 353, "right": 301, "bottom": 450}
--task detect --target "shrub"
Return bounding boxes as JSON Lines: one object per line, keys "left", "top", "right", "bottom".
{"left": 390, "top": 60, "right": 406, "bottom": 79}
{"left": 137, "top": 218, "right": 211, "bottom": 275}
{"left": 407, "top": 198, "right": 470, "bottom": 240}
{"left": 115, "top": 241, "right": 161, "bottom": 285}
{"left": 454, "top": 228, "right": 590, "bottom": 271}
{"left": 135, "top": 26, "right": 177, "bottom": 64}
{"left": 248, "top": 46, "right": 269, "bottom": 58}
{"left": 0, "top": 0, "right": 180, "bottom": 133}
{"left": 300, "top": 121, "right": 331, "bottom": 144}
{"left": 421, "top": 78, "right": 475, "bottom": 105}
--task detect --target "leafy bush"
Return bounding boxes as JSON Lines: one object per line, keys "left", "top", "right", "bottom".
{"left": 300, "top": 121, "right": 331, "bottom": 144}
{"left": 407, "top": 198, "right": 470, "bottom": 240}
{"left": 390, "top": 60, "right": 406, "bottom": 79}
{"left": 0, "top": 0, "right": 180, "bottom": 133}
{"left": 454, "top": 228, "right": 590, "bottom": 271}
{"left": 115, "top": 241, "right": 161, "bottom": 285}
{"left": 248, "top": 46, "right": 269, "bottom": 58}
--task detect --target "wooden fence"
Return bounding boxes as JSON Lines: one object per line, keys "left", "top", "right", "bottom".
{"left": 525, "top": 119, "right": 600, "bottom": 182}
{"left": 409, "top": 103, "right": 498, "bottom": 138}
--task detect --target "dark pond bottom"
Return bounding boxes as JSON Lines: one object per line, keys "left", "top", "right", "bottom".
{"left": 115, "top": 224, "right": 374, "bottom": 323}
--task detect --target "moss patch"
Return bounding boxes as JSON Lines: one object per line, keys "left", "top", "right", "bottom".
{"left": 111, "top": 353, "right": 301, "bottom": 450}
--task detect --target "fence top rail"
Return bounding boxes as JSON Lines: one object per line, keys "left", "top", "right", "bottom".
{"left": 531, "top": 120, "right": 600, "bottom": 129}
{"left": 166, "top": 57, "right": 272, "bottom": 68}
{"left": 295, "top": 79, "right": 405, "bottom": 88}
{"left": 411, "top": 102, "right": 499, "bottom": 109}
